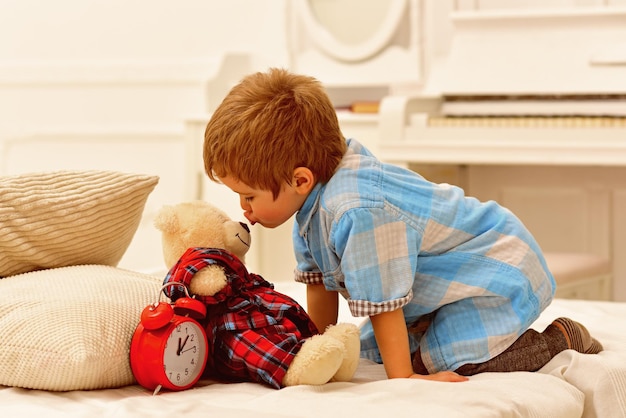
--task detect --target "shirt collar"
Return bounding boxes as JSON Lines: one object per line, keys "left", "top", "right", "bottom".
{"left": 295, "top": 138, "right": 359, "bottom": 237}
{"left": 296, "top": 181, "right": 322, "bottom": 236}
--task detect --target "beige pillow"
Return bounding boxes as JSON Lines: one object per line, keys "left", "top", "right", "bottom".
{"left": 0, "top": 170, "right": 159, "bottom": 277}
{"left": 0, "top": 264, "right": 162, "bottom": 390}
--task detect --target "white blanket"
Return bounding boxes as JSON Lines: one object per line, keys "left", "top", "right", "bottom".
{"left": 0, "top": 361, "right": 584, "bottom": 418}
{"left": 1, "top": 291, "right": 625, "bottom": 418}
{"left": 534, "top": 299, "right": 626, "bottom": 418}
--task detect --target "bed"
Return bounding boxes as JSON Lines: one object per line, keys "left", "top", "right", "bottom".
{"left": 1, "top": 170, "right": 625, "bottom": 418}
{"left": 1, "top": 286, "right": 625, "bottom": 418}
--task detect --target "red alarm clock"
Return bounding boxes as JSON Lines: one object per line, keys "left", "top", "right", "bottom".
{"left": 130, "top": 282, "right": 209, "bottom": 395}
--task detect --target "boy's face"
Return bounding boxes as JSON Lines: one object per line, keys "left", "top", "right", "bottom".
{"left": 219, "top": 175, "right": 309, "bottom": 229}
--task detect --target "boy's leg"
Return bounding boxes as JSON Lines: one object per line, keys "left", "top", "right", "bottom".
{"left": 412, "top": 317, "right": 603, "bottom": 376}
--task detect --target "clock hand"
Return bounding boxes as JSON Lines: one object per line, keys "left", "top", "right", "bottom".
{"left": 181, "top": 346, "right": 197, "bottom": 354}
{"left": 177, "top": 335, "right": 190, "bottom": 355}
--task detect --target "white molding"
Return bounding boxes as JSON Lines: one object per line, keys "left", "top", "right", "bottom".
{"left": 613, "top": 190, "right": 626, "bottom": 300}
{"left": 0, "top": 129, "right": 184, "bottom": 175}
{"left": 451, "top": 6, "right": 626, "bottom": 21}
{"left": 0, "top": 55, "right": 246, "bottom": 86}
{"left": 380, "top": 128, "right": 626, "bottom": 166}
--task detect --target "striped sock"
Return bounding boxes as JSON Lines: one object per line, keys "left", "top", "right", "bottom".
{"left": 551, "top": 317, "right": 603, "bottom": 354}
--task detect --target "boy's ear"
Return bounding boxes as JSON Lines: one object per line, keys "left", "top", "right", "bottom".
{"left": 292, "top": 167, "right": 315, "bottom": 194}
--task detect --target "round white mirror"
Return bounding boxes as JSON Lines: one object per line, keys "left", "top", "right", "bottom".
{"left": 297, "top": 0, "right": 407, "bottom": 62}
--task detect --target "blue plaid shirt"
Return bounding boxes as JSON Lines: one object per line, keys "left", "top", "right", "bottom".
{"left": 294, "top": 139, "right": 555, "bottom": 372}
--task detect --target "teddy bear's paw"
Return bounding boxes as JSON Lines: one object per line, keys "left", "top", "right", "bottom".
{"left": 323, "top": 323, "right": 361, "bottom": 382}
{"left": 282, "top": 334, "right": 344, "bottom": 387}
{"left": 188, "top": 266, "right": 228, "bottom": 296}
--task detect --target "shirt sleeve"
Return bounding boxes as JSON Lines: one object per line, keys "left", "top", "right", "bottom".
{"left": 332, "top": 207, "right": 421, "bottom": 317}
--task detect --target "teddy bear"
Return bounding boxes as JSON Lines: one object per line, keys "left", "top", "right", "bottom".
{"left": 153, "top": 200, "right": 360, "bottom": 389}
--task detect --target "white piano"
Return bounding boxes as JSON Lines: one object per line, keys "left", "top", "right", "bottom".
{"left": 378, "top": 5, "right": 626, "bottom": 301}
{"left": 380, "top": 5, "right": 626, "bottom": 166}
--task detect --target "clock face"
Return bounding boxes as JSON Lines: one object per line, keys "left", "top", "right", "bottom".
{"left": 163, "top": 320, "right": 207, "bottom": 387}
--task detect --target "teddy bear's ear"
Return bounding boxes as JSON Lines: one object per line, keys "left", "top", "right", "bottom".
{"left": 153, "top": 205, "right": 180, "bottom": 233}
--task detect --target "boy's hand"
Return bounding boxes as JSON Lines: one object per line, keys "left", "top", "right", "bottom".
{"left": 409, "top": 371, "right": 469, "bottom": 382}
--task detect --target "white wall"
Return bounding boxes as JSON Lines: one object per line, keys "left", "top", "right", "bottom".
{"left": 0, "top": 0, "right": 405, "bottom": 280}
{"left": 0, "top": 0, "right": 291, "bottom": 275}
{"left": 0, "top": 0, "right": 289, "bottom": 138}
{"left": 0, "top": 0, "right": 287, "bottom": 64}
{"left": 4, "top": 0, "right": 623, "bottom": 291}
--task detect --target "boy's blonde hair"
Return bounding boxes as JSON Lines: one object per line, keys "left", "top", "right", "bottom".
{"left": 203, "top": 68, "right": 346, "bottom": 199}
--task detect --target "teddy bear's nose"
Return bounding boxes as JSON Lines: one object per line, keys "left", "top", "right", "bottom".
{"left": 240, "top": 222, "right": 250, "bottom": 233}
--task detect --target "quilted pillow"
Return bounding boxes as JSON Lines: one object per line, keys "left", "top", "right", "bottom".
{"left": 0, "top": 264, "right": 162, "bottom": 390}
{"left": 0, "top": 170, "right": 159, "bottom": 277}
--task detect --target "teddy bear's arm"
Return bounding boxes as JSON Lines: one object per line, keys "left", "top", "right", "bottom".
{"left": 188, "top": 265, "right": 228, "bottom": 296}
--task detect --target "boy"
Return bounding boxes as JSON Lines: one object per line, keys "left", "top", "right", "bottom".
{"left": 203, "top": 68, "right": 603, "bottom": 383}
